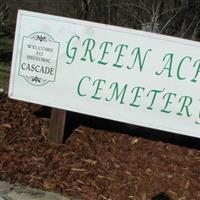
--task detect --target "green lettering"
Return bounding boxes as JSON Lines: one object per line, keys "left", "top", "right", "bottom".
{"left": 161, "top": 92, "right": 176, "bottom": 113}
{"left": 91, "top": 79, "right": 106, "bottom": 100}
{"left": 105, "top": 82, "right": 127, "bottom": 104}
{"left": 81, "top": 38, "right": 95, "bottom": 62}
{"left": 77, "top": 76, "right": 91, "bottom": 97}
{"left": 177, "top": 96, "right": 192, "bottom": 117}
{"left": 155, "top": 53, "right": 173, "bottom": 77}
{"left": 146, "top": 88, "right": 165, "bottom": 110}
{"left": 177, "top": 56, "right": 192, "bottom": 80}
{"left": 127, "top": 47, "right": 152, "bottom": 71}
{"left": 113, "top": 44, "right": 128, "bottom": 68}
{"left": 195, "top": 109, "right": 200, "bottom": 124}
{"left": 191, "top": 59, "right": 200, "bottom": 83}
{"left": 129, "top": 86, "right": 145, "bottom": 107}
{"left": 98, "top": 41, "right": 113, "bottom": 65}
{"left": 66, "top": 35, "right": 80, "bottom": 64}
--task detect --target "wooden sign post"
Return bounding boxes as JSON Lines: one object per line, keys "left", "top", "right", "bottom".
{"left": 49, "top": 108, "right": 66, "bottom": 143}
{"left": 9, "top": 10, "right": 200, "bottom": 140}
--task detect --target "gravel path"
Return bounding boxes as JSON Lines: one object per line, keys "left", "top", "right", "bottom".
{"left": 0, "top": 181, "right": 73, "bottom": 200}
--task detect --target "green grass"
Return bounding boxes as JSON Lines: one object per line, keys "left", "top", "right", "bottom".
{"left": 0, "top": 34, "right": 13, "bottom": 90}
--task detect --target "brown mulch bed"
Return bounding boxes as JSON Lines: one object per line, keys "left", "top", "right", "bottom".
{"left": 1, "top": 93, "right": 200, "bottom": 200}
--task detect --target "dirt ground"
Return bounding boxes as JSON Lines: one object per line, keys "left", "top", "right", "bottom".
{"left": 1, "top": 93, "right": 200, "bottom": 200}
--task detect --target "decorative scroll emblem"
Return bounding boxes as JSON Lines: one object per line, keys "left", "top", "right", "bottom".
{"left": 19, "top": 32, "right": 60, "bottom": 86}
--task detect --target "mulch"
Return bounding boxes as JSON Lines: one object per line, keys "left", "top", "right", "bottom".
{"left": 1, "top": 93, "right": 200, "bottom": 200}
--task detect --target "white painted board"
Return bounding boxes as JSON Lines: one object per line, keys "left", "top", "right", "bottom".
{"left": 9, "top": 10, "right": 200, "bottom": 138}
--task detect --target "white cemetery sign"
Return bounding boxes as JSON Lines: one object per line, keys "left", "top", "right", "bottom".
{"left": 9, "top": 10, "right": 200, "bottom": 138}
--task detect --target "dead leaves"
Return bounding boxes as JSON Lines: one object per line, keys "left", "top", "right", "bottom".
{"left": 81, "top": 158, "right": 97, "bottom": 165}
{"left": 0, "top": 144, "right": 14, "bottom": 152}
{"left": 43, "top": 179, "right": 57, "bottom": 191}
{"left": 1, "top": 123, "right": 12, "bottom": 129}
{"left": 131, "top": 138, "right": 139, "bottom": 145}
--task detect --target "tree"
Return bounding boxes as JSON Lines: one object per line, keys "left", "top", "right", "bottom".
{"left": 0, "top": 0, "right": 9, "bottom": 36}
{"left": 4, "top": 0, "right": 200, "bottom": 40}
